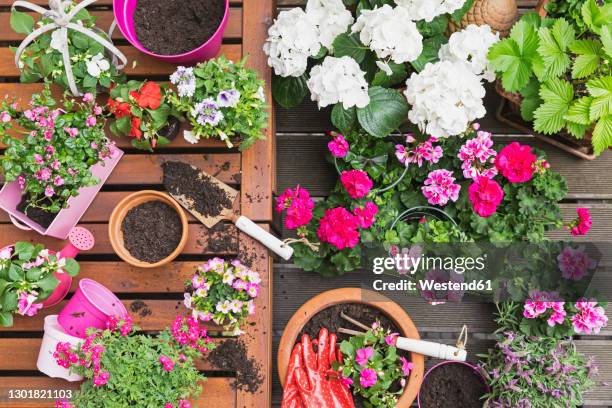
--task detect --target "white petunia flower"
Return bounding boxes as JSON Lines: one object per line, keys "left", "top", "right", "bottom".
{"left": 255, "top": 86, "right": 266, "bottom": 102}
{"left": 263, "top": 8, "right": 321, "bottom": 77}
{"left": 307, "top": 56, "right": 370, "bottom": 109}
{"left": 438, "top": 24, "right": 500, "bottom": 82}
{"left": 394, "top": 0, "right": 466, "bottom": 22}
{"left": 352, "top": 5, "right": 423, "bottom": 64}
{"left": 306, "top": 0, "right": 354, "bottom": 49}
{"left": 50, "top": 30, "right": 67, "bottom": 51}
{"left": 404, "top": 60, "right": 486, "bottom": 138}
{"left": 183, "top": 130, "right": 200, "bottom": 144}
{"left": 85, "top": 53, "right": 110, "bottom": 78}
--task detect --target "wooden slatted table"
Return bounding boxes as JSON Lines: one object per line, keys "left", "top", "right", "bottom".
{"left": 0, "top": 0, "right": 275, "bottom": 407}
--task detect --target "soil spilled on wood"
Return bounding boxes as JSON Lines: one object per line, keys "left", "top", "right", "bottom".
{"left": 133, "top": 0, "right": 226, "bottom": 55}
{"left": 163, "top": 161, "right": 232, "bottom": 218}
{"left": 121, "top": 200, "right": 182, "bottom": 263}
{"left": 208, "top": 339, "right": 263, "bottom": 394}
{"left": 17, "top": 195, "right": 56, "bottom": 229}
{"left": 419, "top": 363, "right": 487, "bottom": 408}
{"left": 205, "top": 223, "right": 238, "bottom": 253}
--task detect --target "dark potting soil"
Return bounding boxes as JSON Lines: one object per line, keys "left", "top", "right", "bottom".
{"left": 163, "top": 161, "right": 232, "bottom": 218}
{"left": 121, "top": 200, "right": 182, "bottom": 263}
{"left": 158, "top": 116, "right": 180, "bottom": 141}
{"left": 207, "top": 339, "right": 264, "bottom": 394}
{"left": 16, "top": 195, "right": 56, "bottom": 229}
{"left": 419, "top": 363, "right": 487, "bottom": 408}
{"left": 297, "top": 303, "right": 409, "bottom": 408}
{"left": 133, "top": 0, "right": 226, "bottom": 56}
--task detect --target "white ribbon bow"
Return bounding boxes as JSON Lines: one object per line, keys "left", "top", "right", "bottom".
{"left": 12, "top": 0, "right": 127, "bottom": 96}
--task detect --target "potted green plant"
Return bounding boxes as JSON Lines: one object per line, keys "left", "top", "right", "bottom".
{"left": 108, "top": 80, "right": 182, "bottom": 151}
{"left": 0, "top": 242, "right": 80, "bottom": 327}
{"left": 167, "top": 57, "right": 268, "bottom": 150}
{"left": 52, "top": 314, "right": 215, "bottom": 407}
{"left": 10, "top": 0, "right": 126, "bottom": 96}
{"left": 0, "top": 84, "right": 123, "bottom": 238}
{"left": 488, "top": 0, "right": 612, "bottom": 158}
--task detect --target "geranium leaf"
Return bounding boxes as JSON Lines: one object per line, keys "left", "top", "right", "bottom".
{"left": 271, "top": 74, "right": 308, "bottom": 109}
{"left": 64, "top": 258, "right": 80, "bottom": 277}
{"left": 356, "top": 87, "right": 408, "bottom": 138}
{"left": 332, "top": 33, "right": 367, "bottom": 64}
{"left": 0, "top": 311, "right": 13, "bottom": 327}
{"left": 592, "top": 115, "right": 612, "bottom": 155}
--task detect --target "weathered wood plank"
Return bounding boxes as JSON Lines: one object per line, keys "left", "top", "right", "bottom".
{"left": 0, "top": 377, "right": 236, "bottom": 408}
{"left": 0, "top": 223, "right": 239, "bottom": 256}
{"left": 0, "top": 45, "right": 242, "bottom": 77}
{"left": 0, "top": 9, "right": 242, "bottom": 41}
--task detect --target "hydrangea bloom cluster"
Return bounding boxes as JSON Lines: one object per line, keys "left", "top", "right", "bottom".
{"left": 183, "top": 259, "right": 260, "bottom": 334}
{"left": 495, "top": 142, "right": 537, "bottom": 183}
{"left": 351, "top": 5, "right": 423, "bottom": 64}
{"left": 395, "top": 135, "right": 443, "bottom": 167}
{"left": 169, "top": 66, "right": 197, "bottom": 98}
{"left": 422, "top": 169, "right": 461, "bottom": 206}
{"left": 557, "top": 245, "right": 596, "bottom": 281}
{"left": 458, "top": 127, "right": 498, "bottom": 179}
{"left": 394, "top": 0, "right": 466, "bottom": 22}
{"left": 340, "top": 170, "right": 374, "bottom": 199}
{"left": 438, "top": 24, "right": 500, "bottom": 81}
{"left": 307, "top": 56, "right": 370, "bottom": 109}
{"left": 568, "top": 208, "right": 592, "bottom": 236}
{"left": 404, "top": 60, "right": 486, "bottom": 138}
{"left": 275, "top": 185, "right": 315, "bottom": 230}
{"left": 264, "top": 1, "right": 353, "bottom": 77}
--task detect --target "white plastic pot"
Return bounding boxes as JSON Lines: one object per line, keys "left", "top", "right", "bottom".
{"left": 37, "top": 315, "right": 83, "bottom": 381}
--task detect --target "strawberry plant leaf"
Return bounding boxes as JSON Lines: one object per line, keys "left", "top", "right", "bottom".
{"left": 519, "top": 79, "right": 542, "bottom": 122}
{"left": 587, "top": 76, "right": 612, "bottom": 121}
{"left": 565, "top": 122, "right": 588, "bottom": 139}
{"left": 602, "top": 25, "right": 612, "bottom": 59}
{"left": 592, "top": 115, "right": 612, "bottom": 155}
{"left": 564, "top": 97, "right": 593, "bottom": 125}
{"left": 569, "top": 39, "right": 602, "bottom": 79}
{"left": 537, "top": 19, "right": 574, "bottom": 79}
{"left": 534, "top": 78, "right": 574, "bottom": 134}
{"left": 582, "top": 0, "right": 612, "bottom": 34}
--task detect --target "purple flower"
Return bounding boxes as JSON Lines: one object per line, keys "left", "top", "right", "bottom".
{"left": 193, "top": 99, "right": 224, "bottom": 127}
{"left": 355, "top": 347, "right": 374, "bottom": 366}
{"left": 170, "top": 66, "right": 196, "bottom": 98}
{"left": 359, "top": 368, "right": 377, "bottom": 388}
{"left": 216, "top": 89, "right": 241, "bottom": 108}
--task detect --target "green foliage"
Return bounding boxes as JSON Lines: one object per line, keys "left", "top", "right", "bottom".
{"left": 489, "top": 0, "right": 612, "bottom": 154}
{"left": 10, "top": 3, "right": 124, "bottom": 94}
{"left": 356, "top": 87, "right": 409, "bottom": 138}
{"left": 0, "top": 242, "right": 80, "bottom": 327}
{"left": 272, "top": 74, "right": 309, "bottom": 109}
{"left": 168, "top": 57, "right": 268, "bottom": 150}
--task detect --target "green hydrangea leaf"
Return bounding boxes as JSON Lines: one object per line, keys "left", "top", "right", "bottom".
{"left": 592, "top": 115, "right": 612, "bottom": 154}
{"left": 411, "top": 35, "right": 447, "bottom": 73}
{"left": 331, "top": 103, "right": 357, "bottom": 135}
{"left": 272, "top": 74, "right": 308, "bottom": 109}
{"left": 371, "top": 61, "right": 408, "bottom": 87}
{"left": 533, "top": 78, "right": 574, "bottom": 134}
{"left": 332, "top": 33, "right": 367, "bottom": 63}
{"left": 569, "top": 39, "right": 602, "bottom": 79}
{"left": 357, "top": 87, "right": 408, "bottom": 138}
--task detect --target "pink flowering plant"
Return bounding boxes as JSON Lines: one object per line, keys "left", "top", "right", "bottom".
{"left": 55, "top": 315, "right": 214, "bottom": 408}
{"left": 0, "top": 85, "right": 117, "bottom": 226}
{"left": 183, "top": 258, "right": 260, "bottom": 335}
{"left": 335, "top": 322, "right": 414, "bottom": 408}
{"left": 289, "top": 126, "right": 571, "bottom": 276}
{"left": 0, "top": 242, "right": 79, "bottom": 327}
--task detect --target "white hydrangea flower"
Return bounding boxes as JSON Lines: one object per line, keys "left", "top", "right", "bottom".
{"left": 394, "top": 0, "right": 466, "bottom": 22}
{"left": 307, "top": 56, "right": 370, "bottom": 109}
{"left": 438, "top": 24, "right": 500, "bottom": 82}
{"left": 306, "top": 0, "right": 354, "bottom": 49}
{"left": 263, "top": 8, "right": 321, "bottom": 77}
{"left": 352, "top": 5, "right": 423, "bottom": 64}
{"left": 404, "top": 60, "right": 486, "bottom": 137}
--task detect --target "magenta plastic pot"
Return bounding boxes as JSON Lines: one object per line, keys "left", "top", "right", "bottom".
{"left": 417, "top": 360, "right": 489, "bottom": 408}
{"left": 0, "top": 151, "right": 123, "bottom": 239}
{"left": 58, "top": 279, "right": 127, "bottom": 338}
{"left": 113, "top": 0, "right": 230, "bottom": 64}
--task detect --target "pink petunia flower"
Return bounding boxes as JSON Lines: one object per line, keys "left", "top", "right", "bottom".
{"left": 0, "top": 111, "right": 11, "bottom": 123}
{"left": 355, "top": 347, "right": 374, "bottom": 365}
{"left": 340, "top": 376, "right": 353, "bottom": 388}
{"left": 17, "top": 291, "right": 42, "bottom": 316}
{"left": 399, "top": 356, "right": 414, "bottom": 376}
{"left": 317, "top": 207, "right": 360, "bottom": 250}
{"left": 341, "top": 170, "right": 373, "bottom": 199}
{"left": 495, "top": 142, "right": 536, "bottom": 183}
{"left": 359, "top": 368, "right": 378, "bottom": 388}
{"left": 468, "top": 176, "right": 504, "bottom": 217}
{"left": 328, "top": 132, "right": 349, "bottom": 158}
{"left": 422, "top": 169, "right": 461, "bottom": 206}
{"left": 159, "top": 355, "right": 175, "bottom": 371}
{"left": 352, "top": 201, "right": 378, "bottom": 229}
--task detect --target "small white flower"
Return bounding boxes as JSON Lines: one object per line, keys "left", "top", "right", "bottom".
{"left": 255, "top": 86, "right": 266, "bottom": 102}
{"left": 307, "top": 56, "right": 370, "bottom": 109}
{"left": 404, "top": 60, "right": 486, "bottom": 137}
{"left": 438, "top": 24, "right": 500, "bottom": 82}
{"left": 50, "top": 30, "right": 67, "bottom": 51}
{"left": 85, "top": 53, "right": 110, "bottom": 78}
{"left": 183, "top": 292, "right": 192, "bottom": 309}
{"left": 394, "top": 0, "right": 466, "bottom": 22}
{"left": 263, "top": 8, "right": 321, "bottom": 77}
{"left": 170, "top": 66, "right": 196, "bottom": 98}
{"left": 229, "top": 299, "right": 243, "bottom": 313}
{"left": 216, "top": 301, "right": 231, "bottom": 314}
{"left": 247, "top": 270, "right": 261, "bottom": 284}
{"left": 376, "top": 60, "right": 394, "bottom": 76}
{"left": 352, "top": 5, "right": 423, "bottom": 64}
{"left": 306, "top": 0, "right": 354, "bottom": 49}
{"left": 183, "top": 130, "right": 200, "bottom": 144}
{"left": 0, "top": 247, "right": 12, "bottom": 260}
{"left": 195, "top": 288, "right": 208, "bottom": 298}
{"left": 223, "top": 271, "right": 235, "bottom": 285}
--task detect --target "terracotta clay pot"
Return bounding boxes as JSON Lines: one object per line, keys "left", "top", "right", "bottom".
{"left": 108, "top": 190, "right": 188, "bottom": 268}
{"left": 278, "top": 288, "right": 425, "bottom": 408}
{"left": 448, "top": 0, "right": 519, "bottom": 36}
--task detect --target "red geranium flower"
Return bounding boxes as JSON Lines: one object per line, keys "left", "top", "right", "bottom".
{"left": 107, "top": 98, "right": 131, "bottom": 119}
{"left": 129, "top": 117, "right": 142, "bottom": 140}
{"left": 131, "top": 82, "right": 162, "bottom": 110}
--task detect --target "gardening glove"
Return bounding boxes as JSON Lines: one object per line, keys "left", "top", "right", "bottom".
{"left": 294, "top": 328, "right": 355, "bottom": 408}
{"left": 281, "top": 342, "right": 305, "bottom": 408}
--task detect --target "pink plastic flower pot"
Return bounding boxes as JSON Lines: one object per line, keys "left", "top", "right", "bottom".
{"left": 37, "top": 315, "right": 84, "bottom": 382}
{"left": 417, "top": 360, "right": 489, "bottom": 408}
{"left": 0, "top": 151, "right": 123, "bottom": 240}
{"left": 58, "top": 279, "right": 127, "bottom": 338}
{"left": 112, "top": 0, "right": 230, "bottom": 64}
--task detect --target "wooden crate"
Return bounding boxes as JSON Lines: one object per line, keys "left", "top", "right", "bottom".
{"left": 0, "top": 0, "right": 276, "bottom": 407}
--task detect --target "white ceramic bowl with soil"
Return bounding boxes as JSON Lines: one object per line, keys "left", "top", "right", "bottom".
{"left": 278, "top": 288, "right": 425, "bottom": 407}
{"left": 109, "top": 190, "right": 188, "bottom": 268}
{"left": 418, "top": 361, "right": 488, "bottom": 408}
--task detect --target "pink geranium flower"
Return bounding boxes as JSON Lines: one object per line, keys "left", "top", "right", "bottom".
{"left": 355, "top": 347, "right": 374, "bottom": 365}
{"left": 352, "top": 201, "right": 378, "bottom": 229}
{"left": 275, "top": 186, "right": 314, "bottom": 230}
{"left": 359, "top": 368, "right": 378, "bottom": 388}
{"left": 85, "top": 115, "right": 97, "bottom": 128}
{"left": 557, "top": 246, "right": 596, "bottom": 281}
{"left": 468, "top": 176, "right": 504, "bottom": 217}
{"left": 458, "top": 130, "right": 497, "bottom": 180}
{"left": 317, "top": 207, "right": 360, "bottom": 249}
{"left": 568, "top": 208, "right": 592, "bottom": 236}
{"left": 495, "top": 142, "right": 536, "bottom": 183}
{"left": 328, "top": 132, "right": 349, "bottom": 158}
{"left": 572, "top": 299, "right": 608, "bottom": 334}
{"left": 385, "top": 333, "right": 399, "bottom": 346}
{"left": 396, "top": 137, "right": 443, "bottom": 167}
{"left": 341, "top": 170, "right": 373, "bottom": 199}
{"left": 422, "top": 169, "right": 461, "bottom": 206}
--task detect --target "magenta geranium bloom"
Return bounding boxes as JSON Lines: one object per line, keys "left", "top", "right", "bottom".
{"left": 359, "top": 368, "right": 378, "bottom": 388}
{"left": 495, "top": 142, "right": 536, "bottom": 183}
